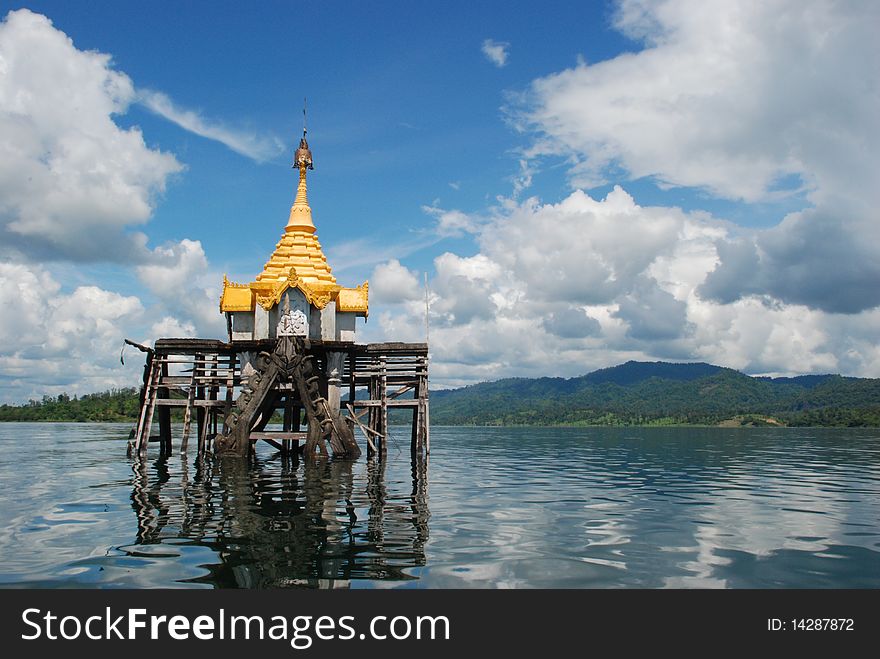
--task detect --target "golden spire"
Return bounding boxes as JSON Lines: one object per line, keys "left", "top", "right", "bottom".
{"left": 219, "top": 107, "right": 368, "bottom": 317}
{"left": 255, "top": 120, "right": 335, "bottom": 287}
{"left": 286, "top": 106, "right": 316, "bottom": 233}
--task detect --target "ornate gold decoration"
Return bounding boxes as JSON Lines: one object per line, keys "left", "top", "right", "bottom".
{"left": 336, "top": 281, "right": 369, "bottom": 315}
{"left": 219, "top": 275, "right": 256, "bottom": 312}
{"left": 251, "top": 267, "right": 341, "bottom": 311}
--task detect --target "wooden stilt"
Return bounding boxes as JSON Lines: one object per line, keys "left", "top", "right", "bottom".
{"left": 249, "top": 389, "right": 280, "bottom": 455}
{"left": 418, "top": 356, "right": 429, "bottom": 455}
{"left": 134, "top": 356, "right": 159, "bottom": 455}
{"left": 157, "top": 361, "right": 172, "bottom": 455}
{"left": 198, "top": 405, "right": 209, "bottom": 456}
{"left": 196, "top": 370, "right": 206, "bottom": 456}
{"left": 424, "top": 395, "right": 430, "bottom": 455}
{"left": 369, "top": 356, "right": 380, "bottom": 453}
{"left": 411, "top": 374, "right": 421, "bottom": 456}
{"left": 304, "top": 418, "right": 320, "bottom": 458}
{"left": 348, "top": 353, "right": 356, "bottom": 408}
{"left": 181, "top": 353, "right": 200, "bottom": 453}
{"left": 140, "top": 408, "right": 156, "bottom": 455}
{"left": 379, "top": 356, "right": 388, "bottom": 457}
{"left": 208, "top": 355, "right": 218, "bottom": 448}
{"left": 282, "top": 394, "right": 293, "bottom": 455}
{"left": 347, "top": 402, "right": 379, "bottom": 453}
{"left": 290, "top": 402, "right": 301, "bottom": 456}
{"left": 223, "top": 352, "right": 235, "bottom": 432}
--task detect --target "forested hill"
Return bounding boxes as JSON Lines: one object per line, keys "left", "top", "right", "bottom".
{"left": 429, "top": 361, "right": 880, "bottom": 427}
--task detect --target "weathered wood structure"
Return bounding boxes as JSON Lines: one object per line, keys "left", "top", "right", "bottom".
{"left": 130, "top": 338, "right": 428, "bottom": 458}
{"left": 131, "top": 129, "right": 428, "bottom": 459}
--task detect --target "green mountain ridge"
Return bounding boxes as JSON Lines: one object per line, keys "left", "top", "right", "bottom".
{"left": 428, "top": 361, "right": 880, "bottom": 427}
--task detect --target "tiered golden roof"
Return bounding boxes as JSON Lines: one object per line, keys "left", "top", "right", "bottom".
{"left": 220, "top": 132, "right": 368, "bottom": 316}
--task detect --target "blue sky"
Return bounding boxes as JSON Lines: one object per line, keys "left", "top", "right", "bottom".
{"left": 9, "top": 1, "right": 638, "bottom": 283}
{"left": 1, "top": 0, "right": 878, "bottom": 402}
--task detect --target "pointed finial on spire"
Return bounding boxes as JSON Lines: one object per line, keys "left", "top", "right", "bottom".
{"left": 287, "top": 100, "right": 316, "bottom": 233}
{"left": 294, "top": 98, "right": 313, "bottom": 170}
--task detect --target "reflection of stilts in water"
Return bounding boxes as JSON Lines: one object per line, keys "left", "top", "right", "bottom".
{"left": 130, "top": 454, "right": 215, "bottom": 546}
{"left": 130, "top": 456, "right": 171, "bottom": 544}
{"left": 128, "top": 453, "right": 429, "bottom": 588}
{"left": 411, "top": 454, "right": 430, "bottom": 552}
{"left": 301, "top": 457, "right": 355, "bottom": 588}
{"left": 365, "top": 457, "right": 387, "bottom": 551}
{"left": 362, "top": 455, "right": 430, "bottom": 575}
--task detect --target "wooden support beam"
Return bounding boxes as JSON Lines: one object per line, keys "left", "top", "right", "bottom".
{"left": 250, "top": 432, "right": 308, "bottom": 441}
{"left": 252, "top": 392, "right": 274, "bottom": 432}
{"left": 379, "top": 356, "right": 388, "bottom": 457}
{"left": 347, "top": 405, "right": 370, "bottom": 424}
{"left": 208, "top": 355, "right": 218, "bottom": 404}
{"left": 208, "top": 354, "right": 219, "bottom": 445}
{"left": 282, "top": 393, "right": 293, "bottom": 455}
{"left": 348, "top": 353, "right": 356, "bottom": 408}
{"left": 180, "top": 353, "right": 200, "bottom": 453}
{"left": 346, "top": 402, "right": 379, "bottom": 453}
{"left": 151, "top": 399, "right": 228, "bottom": 407}
{"left": 388, "top": 383, "right": 415, "bottom": 399}
{"left": 222, "top": 352, "right": 235, "bottom": 434}
{"left": 152, "top": 375, "right": 240, "bottom": 385}
{"left": 139, "top": 360, "right": 160, "bottom": 457}
{"left": 134, "top": 355, "right": 158, "bottom": 454}
{"left": 368, "top": 356, "right": 379, "bottom": 456}
{"left": 158, "top": 360, "right": 172, "bottom": 454}
{"left": 304, "top": 418, "right": 320, "bottom": 458}
{"left": 420, "top": 356, "right": 430, "bottom": 455}
{"left": 196, "top": 364, "right": 206, "bottom": 456}
{"left": 259, "top": 437, "right": 284, "bottom": 451}
{"left": 349, "top": 399, "right": 420, "bottom": 408}
{"left": 411, "top": 373, "right": 420, "bottom": 456}
{"left": 198, "top": 405, "right": 209, "bottom": 455}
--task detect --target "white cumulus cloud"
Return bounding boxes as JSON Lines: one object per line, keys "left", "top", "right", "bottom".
{"left": 511, "top": 0, "right": 880, "bottom": 315}
{"left": 370, "top": 259, "right": 422, "bottom": 304}
{"left": 0, "top": 262, "right": 147, "bottom": 402}
{"left": 136, "top": 238, "right": 225, "bottom": 337}
{"left": 0, "top": 255, "right": 229, "bottom": 403}
{"left": 0, "top": 9, "right": 182, "bottom": 262}
{"left": 482, "top": 39, "right": 510, "bottom": 67}
{"left": 422, "top": 204, "right": 480, "bottom": 238}
{"left": 519, "top": 0, "right": 880, "bottom": 204}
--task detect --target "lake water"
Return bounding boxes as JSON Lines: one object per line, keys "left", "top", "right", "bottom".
{"left": 0, "top": 423, "right": 877, "bottom": 588}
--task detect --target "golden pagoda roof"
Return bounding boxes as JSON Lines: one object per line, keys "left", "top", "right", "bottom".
{"left": 220, "top": 131, "right": 368, "bottom": 316}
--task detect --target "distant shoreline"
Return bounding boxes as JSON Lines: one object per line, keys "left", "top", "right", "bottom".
{"left": 4, "top": 360, "right": 880, "bottom": 428}
{"left": 2, "top": 419, "right": 878, "bottom": 428}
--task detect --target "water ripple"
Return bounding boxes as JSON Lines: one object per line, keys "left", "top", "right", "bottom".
{"left": 0, "top": 424, "right": 878, "bottom": 587}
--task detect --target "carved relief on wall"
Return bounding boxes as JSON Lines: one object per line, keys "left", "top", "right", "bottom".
{"left": 277, "top": 296, "right": 308, "bottom": 337}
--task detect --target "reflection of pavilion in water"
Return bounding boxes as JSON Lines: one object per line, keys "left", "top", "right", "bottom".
{"left": 130, "top": 453, "right": 429, "bottom": 588}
